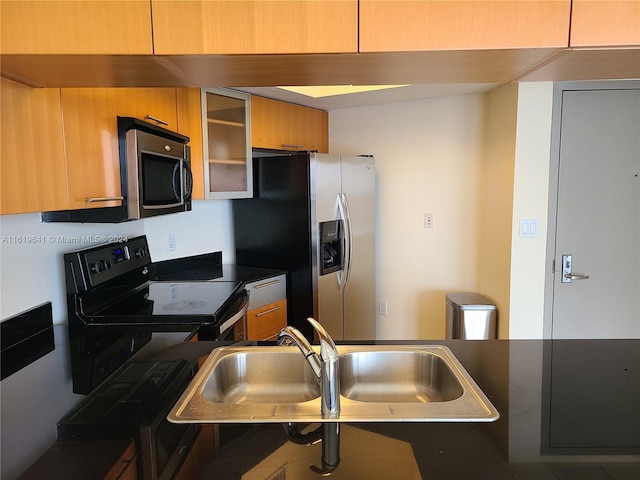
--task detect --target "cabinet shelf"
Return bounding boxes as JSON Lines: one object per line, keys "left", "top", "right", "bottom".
{"left": 206, "top": 118, "right": 245, "bottom": 128}
{"left": 208, "top": 158, "right": 246, "bottom": 165}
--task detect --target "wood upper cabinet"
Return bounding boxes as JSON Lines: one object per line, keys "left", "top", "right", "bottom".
{"left": 60, "top": 88, "right": 178, "bottom": 209}
{"left": 151, "top": 0, "right": 358, "bottom": 54}
{"left": 202, "top": 88, "right": 253, "bottom": 199}
{"left": 251, "top": 96, "right": 328, "bottom": 153}
{"left": 570, "top": 0, "right": 640, "bottom": 47}
{"left": 0, "top": 1, "right": 153, "bottom": 54}
{"left": 359, "top": 0, "right": 571, "bottom": 52}
{"left": 1, "top": 79, "right": 68, "bottom": 215}
{"left": 177, "top": 88, "right": 205, "bottom": 200}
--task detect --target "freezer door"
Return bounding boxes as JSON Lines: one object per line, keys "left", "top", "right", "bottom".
{"left": 314, "top": 153, "right": 344, "bottom": 339}
{"left": 341, "top": 155, "right": 376, "bottom": 340}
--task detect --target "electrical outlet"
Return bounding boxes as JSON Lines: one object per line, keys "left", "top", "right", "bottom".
{"left": 379, "top": 301, "right": 388, "bottom": 316}
{"left": 424, "top": 213, "right": 434, "bottom": 228}
{"left": 166, "top": 233, "right": 176, "bottom": 252}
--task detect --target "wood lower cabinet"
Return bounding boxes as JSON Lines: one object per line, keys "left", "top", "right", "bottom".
{"left": 246, "top": 299, "right": 288, "bottom": 340}
{"left": 0, "top": 79, "right": 68, "bottom": 215}
{"left": 151, "top": 0, "right": 357, "bottom": 54}
{"left": 0, "top": 1, "right": 152, "bottom": 54}
{"left": 251, "top": 96, "right": 328, "bottom": 153}
{"left": 104, "top": 441, "right": 137, "bottom": 480}
{"left": 570, "top": 0, "right": 640, "bottom": 47}
{"left": 244, "top": 274, "right": 288, "bottom": 340}
{"left": 60, "top": 88, "right": 178, "bottom": 209}
{"left": 171, "top": 415, "right": 216, "bottom": 480}
{"left": 359, "top": 0, "right": 571, "bottom": 52}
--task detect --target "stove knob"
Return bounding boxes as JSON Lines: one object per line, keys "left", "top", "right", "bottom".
{"left": 91, "top": 261, "right": 103, "bottom": 273}
{"left": 103, "top": 259, "right": 112, "bottom": 270}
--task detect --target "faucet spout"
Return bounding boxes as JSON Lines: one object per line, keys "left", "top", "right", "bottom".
{"left": 278, "top": 324, "right": 322, "bottom": 378}
{"left": 278, "top": 318, "right": 340, "bottom": 419}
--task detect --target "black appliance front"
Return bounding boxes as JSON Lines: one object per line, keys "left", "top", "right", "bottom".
{"left": 64, "top": 235, "right": 247, "bottom": 394}
{"left": 58, "top": 359, "right": 198, "bottom": 480}
{"left": 233, "top": 151, "right": 316, "bottom": 340}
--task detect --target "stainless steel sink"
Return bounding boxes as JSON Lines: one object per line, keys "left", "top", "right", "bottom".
{"left": 339, "top": 350, "right": 463, "bottom": 403}
{"left": 168, "top": 345, "right": 499, "bottom": 423}
{"left": 201, "top": 350, "right": 320, "bottom": 404}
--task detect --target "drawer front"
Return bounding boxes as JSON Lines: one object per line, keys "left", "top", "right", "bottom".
{"left": 246, "top": 299, "right": 287, "bottom": 340}
{"left": 245, "top": 274, "right": 286, "bottom": 310}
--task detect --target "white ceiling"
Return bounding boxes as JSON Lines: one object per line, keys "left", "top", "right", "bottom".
{"left": 235, "top": 83, "right": 500, "bottom": 111}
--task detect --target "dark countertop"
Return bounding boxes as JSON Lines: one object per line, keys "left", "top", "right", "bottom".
{"left": 161, "top": 339, "right": 639, "bottom": 480}
{"left": 21, "top": 339, "right": 640, "bottom": 479}
{"left": 150, "top": 251, "right": 286, "bottom": 283}
{"left": 18, "top": 440, "right": 134, "bottom": 480}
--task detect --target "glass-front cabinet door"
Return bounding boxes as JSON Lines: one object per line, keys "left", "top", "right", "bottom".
{"left": 201, "top": 88, "right": 252, "bottom": 199}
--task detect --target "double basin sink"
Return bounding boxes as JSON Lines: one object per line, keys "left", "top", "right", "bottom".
{"left": 168, "top": 345, "right": 499, "bottom": 423}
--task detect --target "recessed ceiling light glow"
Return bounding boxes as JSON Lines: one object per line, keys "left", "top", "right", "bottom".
{"left": 277, "top": 85, "right": 410, "bottom": 98}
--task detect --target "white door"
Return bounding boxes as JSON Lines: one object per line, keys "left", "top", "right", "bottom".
{"left": 551, "top": 87, "right": 640, "bottom": 339}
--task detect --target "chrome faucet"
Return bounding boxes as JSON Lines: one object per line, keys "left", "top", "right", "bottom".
{"left": 278, "top": 317, "right": 340, "bottom": 419}
{"left": 278, "top": 318, "right": 341, "bottom": 474}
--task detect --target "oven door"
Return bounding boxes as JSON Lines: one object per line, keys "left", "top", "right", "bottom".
{"left": 139, "top": 418, "right": 199, "bottom": 480}
{"left": 198, "top": 288, "right": 249, "bottom": 341}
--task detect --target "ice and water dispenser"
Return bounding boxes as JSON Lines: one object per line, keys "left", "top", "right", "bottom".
{"left": 319, "top": 220, "right": 343, "bottom": 275}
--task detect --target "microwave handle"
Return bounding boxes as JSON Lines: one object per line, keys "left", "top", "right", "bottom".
{"left": 182, "top": 163, "right": 193, "bottom": 201}
{"left": 172, "top": 162, "right": 193, "bottom": 202}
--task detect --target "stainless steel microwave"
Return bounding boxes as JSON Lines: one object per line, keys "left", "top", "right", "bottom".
{"left": 42, "top": 117, "right": 193, "bottom": 223}
{"left": 121, "top": 116, "right": 193, "bottom": 219}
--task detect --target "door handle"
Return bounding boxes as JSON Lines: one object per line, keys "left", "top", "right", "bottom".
{"left": 564, "top": 273, "right": 590, "bottom": 281}
{"left": 561, "top": 254, "right": 590, "bottom": 283}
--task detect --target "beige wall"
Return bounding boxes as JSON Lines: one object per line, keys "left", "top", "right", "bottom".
{"left": 330, "top": 83, "right": 555, "bottom": 340}
{"left": 330, "top": 94, "right": 487, "bottom": 339}
{"left": 478, "top": 84, "right": 519, "bottom": 339}
{"left": 509, "top": 82, "right": 554, "bottom": 339}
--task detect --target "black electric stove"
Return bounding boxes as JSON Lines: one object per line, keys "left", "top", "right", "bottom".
{"left": 64, "top": 236, "right": 248, "bottom": 394}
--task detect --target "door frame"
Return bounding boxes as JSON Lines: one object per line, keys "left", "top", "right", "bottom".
{"left": 543, "top": 79, "right": 640, "bottom": 339}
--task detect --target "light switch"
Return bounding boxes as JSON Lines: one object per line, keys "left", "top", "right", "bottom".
{"left": 519, "top": 219, "right": 540, "bottom": 238}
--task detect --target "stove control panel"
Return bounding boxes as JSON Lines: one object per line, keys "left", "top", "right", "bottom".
{"left": 65, "top": 236, "right": 151, "bottom": 292}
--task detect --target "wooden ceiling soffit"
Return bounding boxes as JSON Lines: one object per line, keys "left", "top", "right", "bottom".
{"left": 0, "top": 49, "right": 564, "bottom": 88}
{"left": 0, "top": 55, "right": 189, "bottom": 88}
{"left": 516, "top": 48, "right": 640, "bottom": 82}
{"left": 160, "top": 49, "right": 565, "bottom": 86}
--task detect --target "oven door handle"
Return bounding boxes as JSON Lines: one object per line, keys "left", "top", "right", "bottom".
{"left": 218, "top": 292, "right": 249, "bottom": 335}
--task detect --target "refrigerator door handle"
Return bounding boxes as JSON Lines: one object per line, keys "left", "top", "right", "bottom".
{"left": 339, "top": 193, "right": 353, "bottom": 291}
{"left": 336, "top": 194, "right": 346, "bottom": 291}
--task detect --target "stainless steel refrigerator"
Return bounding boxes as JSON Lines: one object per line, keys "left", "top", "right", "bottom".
{"left": 233, "top": 150, "right": 376, "bottom": 341}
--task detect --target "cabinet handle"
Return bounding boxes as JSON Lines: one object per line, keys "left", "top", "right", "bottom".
{"left": 144, "top": 115, "right": 168, "bottom": 126}
{"left": 253, "top": 279, "right": 281, "bottom": 289}
{"left": 256, "top": 305, "right": 282, "bottom": 317}
{"left": 85, "top": 196, "right": 124, "bottom": 203}
{"left": 282, "top": 143, "right": 304, "bottom": 149}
